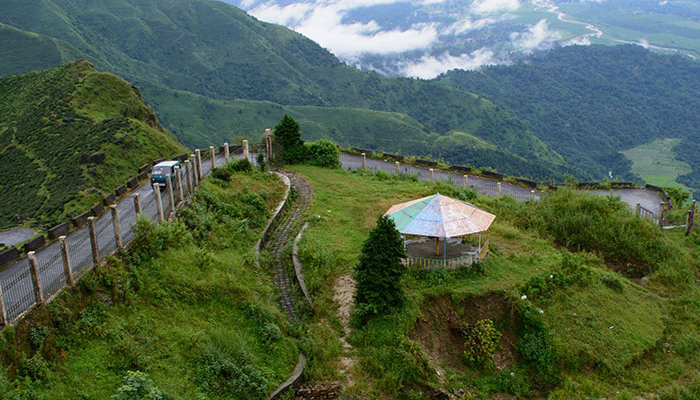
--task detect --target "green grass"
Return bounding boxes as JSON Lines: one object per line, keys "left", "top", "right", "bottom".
{"left": 289, "top": 165, "right": 700, "bottom": 399}
{"left": 0, "top": 169, "right": 296, "bottom": 399}
{"left": 622, "top": 138, "right": 692, "bottom": 190}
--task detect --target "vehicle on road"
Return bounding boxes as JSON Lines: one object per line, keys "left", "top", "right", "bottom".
{"left": 150, "top": 161, "right": 183, "bottom": 188}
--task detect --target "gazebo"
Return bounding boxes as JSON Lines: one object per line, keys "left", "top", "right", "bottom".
{"left": 384, "top": 193, "right": 496, "bottom": 269}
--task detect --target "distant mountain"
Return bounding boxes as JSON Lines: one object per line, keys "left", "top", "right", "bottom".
{"left": 0, "top": 0, "right": 569, "bottom": 181}
{"left": 438, "top": 44, "right": 700, "bottom": 191}
{"left": 0, "top": 61, "right": 186, "bottom": 229}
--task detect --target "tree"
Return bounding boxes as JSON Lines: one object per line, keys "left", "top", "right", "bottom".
{"left": 353, "top": 215, "right": 407, "bottom": 327}
{"left": 273, "top": 114, "right": 306, "bottom": 164}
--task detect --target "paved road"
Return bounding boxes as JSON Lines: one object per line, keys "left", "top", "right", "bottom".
{"left": 339, "top": 153, "right": 663, "bottom": 215}
{"left": 0, "top": 228, "right": 35, "bottom": 247}
{"left": 0, "top": 149, "right": 250, "bottom": 324}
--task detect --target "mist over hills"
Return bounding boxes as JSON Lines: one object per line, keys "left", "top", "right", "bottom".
{"left": 0, "top": 0, "right": 569, "bottom": 181}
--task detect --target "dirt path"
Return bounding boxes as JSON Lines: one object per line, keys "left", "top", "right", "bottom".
{"left": 333, "top": 274, "right": 356, "bottom": 379}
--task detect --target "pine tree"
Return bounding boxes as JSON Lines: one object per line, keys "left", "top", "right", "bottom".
{"left": 273, "top": 114, "right": 306, "bottom": 164}
{"left": 353, "top": 215, "right": 407, "bottom": 327}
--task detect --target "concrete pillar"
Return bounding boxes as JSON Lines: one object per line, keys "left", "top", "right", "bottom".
{"left": 153, "top": 184, "right": 164, "bottom": 222}
{"left": 133, "top": 193, "right": 142, "bottom": 215}
{"left": 209, "top": 146, "right": 216, "bottom": 171}
{"left": 110, "top": 205, "right": 122, "bottom": 249}
{"left": 430, "top": 168, "right": 434, "bottom": 183}
{"left": 265, "top": 128, "right": 272, "bottom": 161}
{"left": 195, "top": 149, "right": 202, "bottom": 180}
{"left": 464, "top": 175, "right": 468, "bottom": 188}
{"left": 166, "top": 174, "right": 175, "bottom": 216}
{"left": 0, "top": 280, "right": 7, "bottom": 327}
{"left": 184, "top": 159, "right": 193, "bottom": 195}
{"left": 530, "top": 190, "right": 535, "bottom": 201}
{"left": 686, "top": 200, "right": 697, "bottom": 236}
{"left": 497, "top": 182, "right": 502, "bottom": 197}
{"left": 189, "top": 154, "right": 198, "bottom": 188}
{"left": 224, "top": 142, "right": 230, "bottom": 163}
{"left": 635, "top": 203, "right": 641, "bottom": 216}
{"left": 659, "top": 202, "right": 666, "bottom": 228}
{"left": 395, "top": 161, "right": 400, "bottom": 175}
{"left": 175, "top": 166, "right": 184, "bottom": 205}
{"left": 361, "top": 153, "right": 366, "bottom": 169}
{"left": 28, "top": 251, "right": 44, "bottom": 305}
{"left": 88, "top": 216, "right": 99, "bottom": 265}
{"left": 243, "top": 140, "right": 249, "bottom": 161}
{"left": 59, "top": 236, "right": 74, "bottom": 286}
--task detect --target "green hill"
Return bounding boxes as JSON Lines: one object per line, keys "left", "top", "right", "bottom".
{"left": 438, "top": 44, "right": 700, "bottom": 192}
{"left": 0, "top": 0, "right": 568, "bottom": 180}
{"left": 0, "top": 61, "right": 186, "bottom": 230}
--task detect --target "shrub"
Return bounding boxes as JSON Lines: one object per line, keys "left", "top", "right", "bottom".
{"left": 496, "top": 369, "right": 531, "bottom": 396}
{"left": 517, "top": 325, "right": 558, "bottom": 383}
{"left": 195, "top": 346, "right": 269, "bottom": 399}
{"left": 256, "top": 153, "right": 267, "bottom": 172}
{"left": 229, "top": 158, "right": 252, "bottom": 172}
{"left": 210, "top": 166, "right": 232, "bottom": 182}
{"left": 306, "top": 139, "right": 340, "bottom": 168}
{"left": 28, "top": 327, "right": 49, "bottom": 351}
{"left": 21, "top": 354, "right": 49, "bottom": 382}
{"left": 352, "top": 215, "right": 407, "bottom": 327}
{"left": 463, "top": 319, "right": 501, "bottom": 365}
{"left": 112, "top": 371, "right": 164, "bottom": 400}
{"left": 129, "top": 217, "right": 187, "bottom": 265}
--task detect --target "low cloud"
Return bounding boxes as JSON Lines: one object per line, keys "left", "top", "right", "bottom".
{"left": 470, "top": 0, "right": 520, "bottom": 14}
{"left": 510, "top": 19, "right": 560, "bottom": 53}
{"left": 249, "top": 1, "right": 439, "bottom": 58}
{"left": 444, "top": 16, "right": 497, "bottom": 35}
{"left": 399, "top": 48, "right": 498, "bottom": 79}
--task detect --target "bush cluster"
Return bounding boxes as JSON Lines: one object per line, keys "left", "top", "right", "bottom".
{"left": 463, "top": 318, "right": 501, "bottom": 365}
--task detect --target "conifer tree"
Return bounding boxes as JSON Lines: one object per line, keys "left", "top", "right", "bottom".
{"left": 353, "top": 215, "right": 406, "bottom": 327}
{"left": 273, "top": 114, "right": 306, "bottom": 164}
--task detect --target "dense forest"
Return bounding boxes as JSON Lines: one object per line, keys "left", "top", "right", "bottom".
{"left": 438, "top": 45, "right": 700, "bottom": 190}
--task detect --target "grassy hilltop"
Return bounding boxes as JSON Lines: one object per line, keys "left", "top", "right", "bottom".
{"left": 0, "top": 61, "right": 186, "bottom": 230}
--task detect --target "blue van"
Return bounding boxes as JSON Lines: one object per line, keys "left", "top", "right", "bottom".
{"left": 150, "top": 161, "right": 182, "bottom": 187}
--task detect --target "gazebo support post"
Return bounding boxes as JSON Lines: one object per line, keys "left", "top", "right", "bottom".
{"left": 435, "top": 237, "right": 439, "bottom": 256}
{"left": 443, "top": 238, "right": 446, "bottom": 261}
{"left": 478, "top": 232, "right": 482, "bottom": 253}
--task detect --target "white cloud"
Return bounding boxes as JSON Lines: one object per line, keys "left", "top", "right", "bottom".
{"left": 399, "top": 48, "right": 497, "bottom": 79}
{"left": 510, "top": 19, "right": 560, "bottom": 53}
{"left": 249, "top": 0, "right": 440, "bottom": 58}
{"left": 470, "top": 0, "right": 520, "bottom": 14}
{"left": 444, "top": 16, "right": 496, "bottom": 35}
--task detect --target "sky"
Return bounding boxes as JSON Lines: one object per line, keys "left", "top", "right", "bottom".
{"left": 226, "top": 0, "right": 579, "bottom": 78}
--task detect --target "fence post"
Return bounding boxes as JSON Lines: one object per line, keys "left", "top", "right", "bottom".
{"left": 265, "top": 129, "right": 272, "bottom": 162}
{"left": 224, "top": 142, "right": 230, "bottom": 163}
{"left": 464, "top": 175, "right": 468, "bottom": 188}
{"left": 635, "top": 203, "right": 641, "bottom": 216}
{"left": 175, "top": 165, "right": 184, "bottom": 205}
{"left": 133, "top": 193, "right": 142, "bottom": 215}
{"left": 59, "top": 236, "right": 74, "bottom": 287}
{"left": 0, "top": 280, "right": 7, "bottom": 327}
{"left": 195, "top": 149, "right": 202, "bottom": 181}
{"left": 184, "top": 159, "right": 193, "bottom": 195}
{"left": 28, "top": 251, "right": 44, "bottom": 305}
{"left": 429, "top": 168, "right": 434, "bottom": 183}
{"left": 190, "top": 154, "right": 198, "bottom": 188}
{"left": 166, "top": 174, "right": 175, "bottom": 217}
{"left": 685, "top": 200, "right": 696, "bottom": 236}
{"left": 361, "top": 153, "right": 366, "bottom": 169}
{"left": 243, "top": 140, "right": 249, "bottom": 161}
{"left": 530, "top": 190, "right": 535, "bottom": 201}
{"left": 497, "top": 182, "right": 502, "bottom": 197}
{"left": 88, "top": 216, "right": 99, "bottom": 265}
{"left": 153, "top": 184, "right": 164, "bottom": 222}
{"left": 659, "top": 202, "right": 666, "bottom": 228}
{"left": 209, "top": 146, "right": 216, "bottom": 171}
{"left": 110, "top": 205, "right": 122, "bottom": 249}
{"left": 395, "top": 161, "right": 400, "bottom": 175}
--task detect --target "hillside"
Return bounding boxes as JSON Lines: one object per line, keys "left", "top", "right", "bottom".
{"left": 438, "top": 44, "right": 700, "bottom": 192}
{"left": 0, "top": 0, "right": 568, "bottom": 180}
{"left": 0, "top": 61, "right": 186, "bottom": 230}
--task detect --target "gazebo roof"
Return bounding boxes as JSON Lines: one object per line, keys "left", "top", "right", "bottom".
{"left": 384, "top": 193, "right": 495, "bottom": 238}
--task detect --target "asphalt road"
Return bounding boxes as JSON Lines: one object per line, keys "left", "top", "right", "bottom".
{"left": 0, "top": 228, "right": 35, "bottom": 247}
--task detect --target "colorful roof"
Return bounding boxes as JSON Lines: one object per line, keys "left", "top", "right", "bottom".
{"left": 384, "top": 193, "right": 495, "bottom": 238}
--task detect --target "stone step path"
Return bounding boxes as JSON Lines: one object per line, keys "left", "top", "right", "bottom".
{"left": 263, "top": 171, "right": 314, "bottom": 322}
